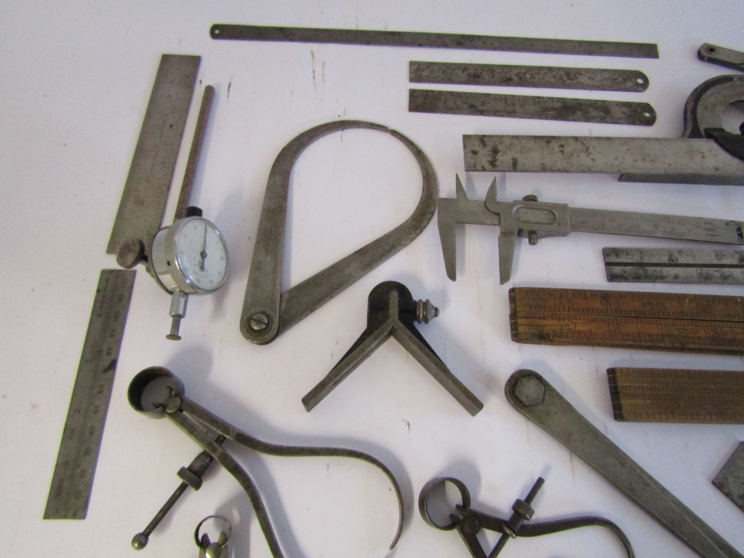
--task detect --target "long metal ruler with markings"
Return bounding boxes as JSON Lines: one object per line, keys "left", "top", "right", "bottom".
{"left": 106, "top": 54, "right": 200, "bottom": 256}
{"left": 603, "top": 247, "right": 744, "bottom": 284}
{"left": 210, "top": 24, "right": 659, "bottom": 58}
{"left": 509, "top": 287, "right": 744, "bottom": 354}
{"left": 44, "top": 269, "right": 136, "bottom": 519}
{"left": 607, "top": 367, "right": 744, "bottom": 423}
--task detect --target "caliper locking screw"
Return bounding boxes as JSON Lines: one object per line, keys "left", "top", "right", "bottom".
{"left": 247, "top": 312, "right": 271, "bottom": 333}
{"left": 514, "top": 374, "right": 545, "bottom": 407}
{"left": 416, "top": 299, "right": 440, "bottom": 324}
{"left": 521, "top": 195, "right": 540, "bottom": 245}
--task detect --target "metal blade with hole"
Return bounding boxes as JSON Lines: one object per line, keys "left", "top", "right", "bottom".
{"left": 505, "top": 369, "right": 744, "bottom": 558}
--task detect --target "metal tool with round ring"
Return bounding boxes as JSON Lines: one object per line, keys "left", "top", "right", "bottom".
{"left": 419, "top": 476, "right": 634, "bottom": 557}
{"left": 195, "top": 515, "right": 232, "bottom": 558}
{"left": 128, "top": 366, "right": 404, "bottom": 557}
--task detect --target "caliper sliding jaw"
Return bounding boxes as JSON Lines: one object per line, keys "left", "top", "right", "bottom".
{"left": 439, "top": 175, "right": 744, "bottom": 284}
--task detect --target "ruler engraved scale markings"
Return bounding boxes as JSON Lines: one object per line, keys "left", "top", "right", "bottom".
{"left": 509, "top": 287, "right": 744, "bottom": 354}
{"left": 608, "top": 367, "right": 744, "bottom": 423}
{"left": 44, "top": 269, "right": 136, "bottom": 519}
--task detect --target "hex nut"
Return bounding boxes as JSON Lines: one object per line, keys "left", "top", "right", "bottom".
{"left": 514, "top": 375, "right": 545, "bottom": 407}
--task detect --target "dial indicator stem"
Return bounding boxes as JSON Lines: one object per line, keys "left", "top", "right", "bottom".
{"left": 167, "top": 290, "right": 189, "bottom": 340}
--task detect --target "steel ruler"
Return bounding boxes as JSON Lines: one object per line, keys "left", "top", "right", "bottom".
{"left": 509, "top": 287, "right": 744, "bottom": 354}
{"left": 44, "top": 269, "right": 136, "bottom": 519}
{"left": 603, "top": 247, "right": 744, "bottom": 284}
{"left": 409, "top": 89, "right": 656, "bottom": 126}
{"left": 210, "top": 24, "right": 659, "bottom": 58}
{"left": 607, "top": 367, "right": 744, "bottom": 423}
{"left": 107, "top": 54, "right": 200, "bottom": 255}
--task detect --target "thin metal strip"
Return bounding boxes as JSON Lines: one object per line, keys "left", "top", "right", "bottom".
{"left": 45, "top": 269, "right": 136, "bottom": 519}
{"left": 107, "top": 54, "right": 200, "bottom": 255}
{"left": 462, "top": 135, "right": 744, "bottom": 185}
{"left": 410, "top": 89, "right": 656, "bottom": 125}
{"left": 698, "top": 44, "right": 744, "bottom": 73}
{"left": 210, "top": 24, "right": 659, "bottom": 58}
{"left": 607, "top": 367, "right": 744, "bottom": 423}
{"left": 409, "top": 61, "right": 649, "bottom": 92}
{"left": 713, "top": 443, "right": 744, "bottom": 513}
{"left": 604, "top": 248, "right": 744, "bottom": 284}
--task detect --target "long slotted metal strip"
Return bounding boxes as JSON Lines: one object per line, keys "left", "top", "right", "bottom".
{"left": 410, "top": 89, "right": 656, "bottom": 126}
{"left": 409, "top": 61, "right": 649, "bottom": 92}
{"left": 210, "top": 24, "right": 659, "bottom": 58}
{"left": 107, "top": 54, "right": 200, "bottom": 255}
{"left": 604, "top": 247, "right": 744, "bottom": 284}
{"left": 45, "top": 269, "right": 136, "bottom": 519}
{"left": 505, "top": 369, "right": 743, "bottom": 558}
{"left": 607, "top": 367, "right": 744, "bottom": 423}
{"left": 462, "top": 136, "right": 744, "bottom": 185}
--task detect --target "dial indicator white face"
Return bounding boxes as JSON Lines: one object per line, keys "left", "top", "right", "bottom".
{"left": 174, "top": 218, "right": 228, "bottom": 293}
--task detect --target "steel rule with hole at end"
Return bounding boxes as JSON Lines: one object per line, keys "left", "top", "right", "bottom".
{"left": 44, "top": 269, "right": 136, "bottom": 519}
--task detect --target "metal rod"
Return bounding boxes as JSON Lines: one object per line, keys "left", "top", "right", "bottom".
{"left": 174, "top": 85, "right": 215, "bottom": 222}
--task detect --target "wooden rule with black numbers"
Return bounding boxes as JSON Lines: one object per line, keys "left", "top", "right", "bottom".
{"left": 509, "top": 287, "right": 744, "bottom": 354}
{"left": 607, "top": 367, "right": 744, "bottom": 423}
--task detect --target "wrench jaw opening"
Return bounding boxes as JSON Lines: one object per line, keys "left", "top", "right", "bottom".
{"left": 128, "top": 367, "right": 185, "bottom": 418}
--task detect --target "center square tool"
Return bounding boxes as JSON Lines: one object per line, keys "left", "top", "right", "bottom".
{"left": 438, "top": 175, "right": 744, "bottom": 284}
{"left": 418, "top": 476, "right": 635, "bottom": 558}
{"left": 128, "top": 367, "right": 404, "bottom": 557}
{"left": 301, "top": 281, "right": 484, "bottom": 416}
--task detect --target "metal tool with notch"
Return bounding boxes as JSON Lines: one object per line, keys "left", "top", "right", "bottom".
{"left": 607, "top": 367, "right": 744, "bottom": 424}
{"left": 410, "top": 89, "right": 656, "bottom": 126}
{"left": 302, "top": 281, "right": 483, "bottom": 416}
{"left": 128, "top": 367, "right": 405, "bottom": 557}
{"left": 438, "top": 176, "right": 744, "bottom": 284}
{"left": 419, "top": 476, "right": 635, "bottom": 558}
{"left": 210, "top": 24, "right": 658, "bottom": 58}
{"left": 241, "top": 120, "right": 437, "bottom": 344}
{"left": 44, "top": 269, "right": 136, "bottom": 519}
{"left": 603, "top": 247, "right": 744, "bottom": 284}
{"left": 505, "top": 369, "right": 744, "bottom": 558}
{"left": 463, "top": 74, "right": 744, "bottom": 184}
{"left": 509, "top": 287, "right": 744, "bottom": 354}
{"left": 409, "top": 61, "right": 649, "bottom": 92}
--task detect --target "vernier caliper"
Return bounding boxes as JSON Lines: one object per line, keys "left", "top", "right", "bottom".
{"left": 439, "top": 176, "right": 744, "bottom": 284}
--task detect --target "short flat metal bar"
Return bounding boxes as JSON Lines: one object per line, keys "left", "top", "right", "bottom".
{"left": 409, "top": 61, "right": 649, "bottom": 92}
{"left": 45, "top": 269, "right": 136, "bottom": 519}
{"left": 608, "top": 367, "right": 744, "bottom": 423}
{"left": 713, "top": 443, "right": 744, "bottom": 513}
{"left": 569, "top": 208, "right": 744, "bottom": 243}
{"left": 698, "top": 44, "right": 744, "bottom": 73}
{"left": 107, "top": 55, "right": 200, "bottom": 254}
{"left": 174, "top": 85, "right": 215, "bottom": 222}
{"left": 410, "top": 89, "right": 656, "bottom": 126}
{"left": 462, "top": 136, "right": 744, "bottom": 185}
{"left": 505, "top": 369, "right": 743, "bottom": 558}
{"left": 210, "top": 24, "right": 659, "bottom": 58}
{"left": 604, "top": 248, "right": 744, "bottom": 284}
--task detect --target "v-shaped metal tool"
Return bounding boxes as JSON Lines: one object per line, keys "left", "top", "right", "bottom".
{"left": 241, "top": 120, "right": 438, "bottom": 344}
{"left": 439, "top": 175, "right": 744, "bottom": 284}
{"left": 302, "top": 281, "right": 483, "bottom": 416}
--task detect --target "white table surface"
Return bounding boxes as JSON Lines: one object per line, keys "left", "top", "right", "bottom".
{"left": 2, "top": 1, "right": 744, "bottom": 556}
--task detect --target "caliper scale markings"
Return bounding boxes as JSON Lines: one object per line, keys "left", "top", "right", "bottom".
{"left": 44, "top": 270, "right": 135, "bottom": 519}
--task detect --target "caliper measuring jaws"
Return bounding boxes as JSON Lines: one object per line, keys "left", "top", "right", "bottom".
{"left": 439, "top": 175, "right": 744, "bottom": 284}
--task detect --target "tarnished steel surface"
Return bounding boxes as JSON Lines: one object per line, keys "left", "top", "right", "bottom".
{"left": 210, "top": 24, "right": 659, "bottom": 58}
{"left": 699, "top": 43, "right": 744, "bottom": 73}
{"left": 410, "top": 89, "right": 656, "bottom": 125}
{"left": 713, "top": 443, "right": 744, "bottom": 514}
{"left": 409, "top": 61, "right": 649, "bottom": 92}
